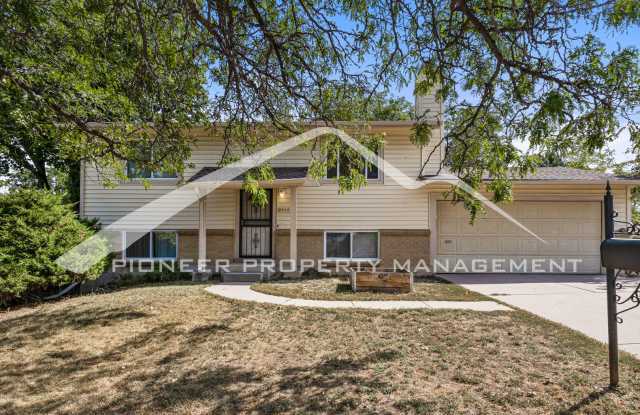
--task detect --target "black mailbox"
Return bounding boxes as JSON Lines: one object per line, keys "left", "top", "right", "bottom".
{"left": 601, "top": 238, "right": 640, "bottom": 272}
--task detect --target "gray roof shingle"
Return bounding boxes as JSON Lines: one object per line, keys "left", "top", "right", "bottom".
{"left": 186, "top": 166, "right": 308, "bottom": 183}
{"left": 487, "top": 167, "right": 639, "bottom": 182}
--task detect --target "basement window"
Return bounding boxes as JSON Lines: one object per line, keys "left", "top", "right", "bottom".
{"left": 125, "top": 231, "right": 177, "bottom": 259}
{"left": 324, "top": 231, "right": 379, "bottom": 260}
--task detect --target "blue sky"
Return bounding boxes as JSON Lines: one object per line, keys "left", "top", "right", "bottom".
{"left": 205, "top": 16, "right": 638, "bottom": 164}
{"left": 379, "top": 20, "right": 639, "bottom": 164}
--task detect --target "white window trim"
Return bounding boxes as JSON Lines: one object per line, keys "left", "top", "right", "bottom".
{"left": 324, "top": 145, "right": 381, "bottom": 181}
{"left": 323, "top": 230, "right": 380, "bottom": 261}
{"left": 122, "top": 231, "right": 179, "bottom": 261}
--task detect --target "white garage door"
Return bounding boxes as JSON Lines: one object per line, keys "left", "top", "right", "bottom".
{"left": 437, "top": 201, "right": 602, "bottom": 274}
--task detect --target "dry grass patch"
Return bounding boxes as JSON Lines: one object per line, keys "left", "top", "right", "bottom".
{"left": 252, "top": 276, "right": 487, "bottom": 301}
{"left": 1, "top": 282, "right": 640, "bottom": 414}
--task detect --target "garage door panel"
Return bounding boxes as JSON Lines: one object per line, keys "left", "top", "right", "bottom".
{"left": 474, "top": 219, "right": 502, "bottom": 235}
{"left": 458, "top": 221, "right": 476, "bottom": 234}
{"left": 580, "top": 221, "right": 601, "bottom": 236}
{"left": 437, "top": 201, "right": 602, "bottom": 274}
{"left": 500, "top": 221, "right": 527, "bottom": 236}
{"left": 439, "top": 238, "right": 456, "bottom": 253}
{"left": 486, "top": 206, "right": 510, "bottom": 219}
{"left": 538, "top": 240, "right": 559, "bottom": 255}
{"left": 460, "top": 238, "right": 500, "bottom": 254}
{"left": 482, "top": 238, "right": 500, "bottom": 252}
{"left": 439, "top": 202, "right": 463, "bottom": 218}
{"left": 500, "top": 239, "right": 525, "bottom": 254}
{"left": 581, "top": 239, "right": 601, "bottom": 252}
{"left": 457, "top": 238, "right": 479, "bottom": 253}
{"left": 519, "top": 204, "right": 542, "bottom": 219}
{"left": 557, "top": 239, "right": 580, "bottom": 253}
{"left": 520, "top": 238, "right": 540, "bottom": 254}
{"left": 578, "top": 256, "right": 601, "bottom": 273}
{"left": 439, "top": 218, "right": 459, "bottom": 235}
{"left": 559, "top": 222, "right": 580, "bottom": 234}
{"left": 577, "top": 204, "right": 601, "bottom": 219}
{"left": 540, "top": 222, "right": 564, "bottom": 235}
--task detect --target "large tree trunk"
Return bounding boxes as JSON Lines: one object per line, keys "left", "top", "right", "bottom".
{"left": 32, "top": 159, "right": 50, "bottom": 190}
{"left": 64, "top": 160, "right": 81, "bottom": 212}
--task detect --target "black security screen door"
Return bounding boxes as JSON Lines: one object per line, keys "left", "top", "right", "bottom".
{"left": 239, "top": 189, "right": 272, "bottom": 258}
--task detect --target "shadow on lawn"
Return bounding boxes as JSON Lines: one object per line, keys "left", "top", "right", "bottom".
{"left": 0, "top": 306, "right": 150, "bottom": 349}
{"left": 0, "top": 302, "right": 400, "bottom": 415}
{"left": 557, "top": 387, "right": 617, "bottom": 414}
{"left": 127, "top": 349, "right": 397, "bottom": 415}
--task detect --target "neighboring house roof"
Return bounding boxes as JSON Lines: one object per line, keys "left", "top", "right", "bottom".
{"left": 187, "top": 166, "right": 308, "bottom": 183}
{"left": 488, "top": 167, "right": 640, "bottom": 183}
{"left": 420, "top": 166, "right": 640, "bottom": 184}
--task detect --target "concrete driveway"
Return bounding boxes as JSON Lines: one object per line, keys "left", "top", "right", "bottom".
{"left": 443, "top": 274, "right": 640, "bottom": 358}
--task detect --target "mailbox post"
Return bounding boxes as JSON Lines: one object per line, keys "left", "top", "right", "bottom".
{"left": 600, "top": 181, "right": 640, "bottom": 388}
{"left": 602, "top": 183, "right": 618, "bottom": 387}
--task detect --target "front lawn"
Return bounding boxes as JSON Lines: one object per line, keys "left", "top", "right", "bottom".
{"left": 252, "top": 276, "right": 487, "bottom": 301}
{"left": 2, "top": 283, "right": 640, "bottom": 414}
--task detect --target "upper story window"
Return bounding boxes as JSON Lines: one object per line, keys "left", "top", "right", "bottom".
{"left": 126, "top": 152, "right": 177, "bottom": 179}
{"left": 326, "top": 144, "right": 380, "bottom": 180}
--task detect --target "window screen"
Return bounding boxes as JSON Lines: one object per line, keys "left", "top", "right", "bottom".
{"left": 126, "top": 232, "right": 151, "bottom": 258}
{"left": 326, "top": 232, "right": 351, "bottom": 258}
{"left": 153, "top": 232, "right": 177, "bottom": 258}
{"left": 352, "top": 232, "right": 378, "bottom": 258}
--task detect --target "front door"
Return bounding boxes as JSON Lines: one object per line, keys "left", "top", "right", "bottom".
{"left": 239, "top": 189, "right": 272, "bottom": 258}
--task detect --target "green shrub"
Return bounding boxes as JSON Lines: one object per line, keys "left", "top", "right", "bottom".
{"left": 114, "top": 271, "right": 194, "bottom": 288}
{"left": 0, "top": 188, "right": 107, "bottom": 305}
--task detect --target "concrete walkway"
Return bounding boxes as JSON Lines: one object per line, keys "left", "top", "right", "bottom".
{"left": 205, "top": 283, "right": 511, "bottom": 311}
{"left": 444, "top": 274, "right": 640, "bottom": 358}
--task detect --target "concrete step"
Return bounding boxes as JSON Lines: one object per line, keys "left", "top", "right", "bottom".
{"left": 226, "top": 262, "right": 274, "bottom": 273}
{"left": 221, "top": 272, "right": 263, "bottom": 283}
{"left": 227, "top": 264, "right": 261, "bottom": 272}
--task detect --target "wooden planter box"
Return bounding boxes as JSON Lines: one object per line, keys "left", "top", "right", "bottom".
{"left": 349, "top": 268, "right": 414, "bottom": 293}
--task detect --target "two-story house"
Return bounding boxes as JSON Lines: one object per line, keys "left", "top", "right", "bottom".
{"left": 79, "top": 91, "right": 639, "bottom": 275}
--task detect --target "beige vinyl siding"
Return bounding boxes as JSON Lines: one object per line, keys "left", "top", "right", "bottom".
{"left": 415, "top": 84, "right": 442, "bottom": 119}
{"left": 83, "top": 123, "right": 434, "bottom": 231}
{"left": 205, "top": 189, "right": 237, "bottom": 229}
{"left": 276, "top": 126, "right": 434, "bottom": 230}
{"left": 83, "top": 165, "right": 198, "bottom": 229}
{"left": 421, "top": 139, "right": 443, "bottom": 176}
{"left": 383, "top": 127, "right": 441, "bottom": 179}
{"left": 186, "top": 131, "right": 315, "bottom": 176}
{"left": 294, "top": 185, "right": 428, "bottom": 230}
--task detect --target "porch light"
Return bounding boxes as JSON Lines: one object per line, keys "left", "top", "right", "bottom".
{"left": 278, "top": 188, "right": 289, "bottom": 198}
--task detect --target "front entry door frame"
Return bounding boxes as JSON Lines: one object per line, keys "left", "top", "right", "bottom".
{"left": 239, "top": 189, "right": 273, "bottom": 258}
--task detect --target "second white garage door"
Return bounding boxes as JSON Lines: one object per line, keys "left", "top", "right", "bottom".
{"left": 437, "top": 201, "right": 602, "bottom": 273}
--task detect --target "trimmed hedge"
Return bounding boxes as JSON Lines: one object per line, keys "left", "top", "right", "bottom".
{"left": 0, "top": 189, "right": 107, "bottom": 306}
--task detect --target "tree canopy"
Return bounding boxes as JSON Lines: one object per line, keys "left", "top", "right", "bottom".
{"left": 2, "top": 0, "right": 640, "bottom": 206}
{"left": 1, "top": 0, "right": 208, "bottom": 187}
